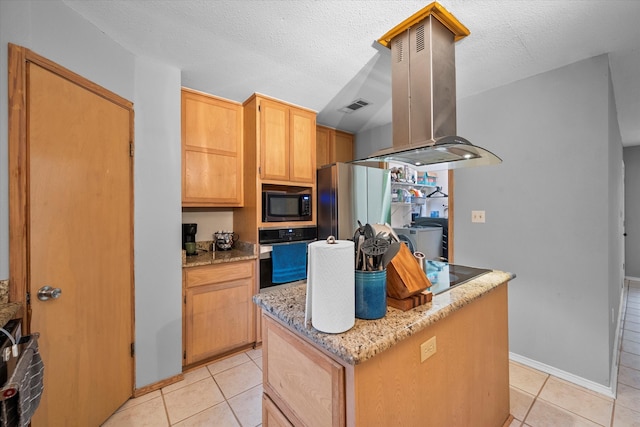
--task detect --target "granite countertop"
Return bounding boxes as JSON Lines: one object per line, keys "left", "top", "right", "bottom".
{"left": 253, "top": 270, "right": 515, "bottom": 366}
{"left": 0, "top": 303, "right": 23, "bottom": 327}
{"left": 183, "top": 240, "right": 257, "bottom": 268}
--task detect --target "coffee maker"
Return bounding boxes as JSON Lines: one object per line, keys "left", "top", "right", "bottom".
{"left": 182, "top": 223, "right": 197, "bottom": 255}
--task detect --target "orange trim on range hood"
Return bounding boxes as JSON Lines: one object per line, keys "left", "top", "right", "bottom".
{"left": 377, "top": 1, "right": 470, "bottom": 47}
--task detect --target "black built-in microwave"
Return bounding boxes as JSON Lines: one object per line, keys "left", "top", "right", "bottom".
{"left": 262, "top": 190, "right": 312, "bottom": 222}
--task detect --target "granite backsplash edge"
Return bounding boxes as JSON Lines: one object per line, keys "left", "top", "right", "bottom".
{"left": 0, "top": 280, "right": 8, "bottom": 304}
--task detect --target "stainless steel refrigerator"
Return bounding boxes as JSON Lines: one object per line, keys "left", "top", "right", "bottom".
{"left": 317, "top": 162, "right": 391, "bottom": 240}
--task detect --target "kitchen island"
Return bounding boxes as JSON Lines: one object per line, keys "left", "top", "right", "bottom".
{"left": 253, "top": 269, "right": 514, "bottom": 427}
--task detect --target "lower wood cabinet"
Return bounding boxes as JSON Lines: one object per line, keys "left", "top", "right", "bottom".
{"left": 263, "top": 315, "right": 345, "bottom": 427}
{"left": 183, "top": 261, "right": 255, "bottom": 366}
{"left": 263, "top": 394, "right": 294, "bottom": 427}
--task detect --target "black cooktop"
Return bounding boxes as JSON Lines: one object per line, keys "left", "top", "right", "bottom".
{"left": 425, "top": 261, "right": 492, "bottom": 295}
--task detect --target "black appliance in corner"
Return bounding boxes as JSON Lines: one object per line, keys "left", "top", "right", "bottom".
{"left": 182, "top": 223, "right": 197, "bottom": 249}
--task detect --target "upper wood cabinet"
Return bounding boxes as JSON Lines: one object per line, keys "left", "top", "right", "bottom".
{"left": 334, "top": 130, "right": 354, "bottom": 163}
{"left": 181, "top": 88, "right": 243, "bottom": 207}
{"left": 316, "top": 125, "right": 354, "bottom": 168}
{"left": 255, "top": 96, "right": 316, "bottom": 184}
{"left": 235, "top": 94, "right": 317, "bottom": 246}
{"left": 316, "top": 126, "right": 332, "bottom": 168}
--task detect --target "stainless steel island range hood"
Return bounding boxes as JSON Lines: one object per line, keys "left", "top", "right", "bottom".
{"left": 358, "top": 2, "right": 501, "bottom": 170}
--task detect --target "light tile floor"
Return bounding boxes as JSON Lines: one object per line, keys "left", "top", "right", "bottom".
{"left": 103, "top": 281, "right": 640, "bottom": 427}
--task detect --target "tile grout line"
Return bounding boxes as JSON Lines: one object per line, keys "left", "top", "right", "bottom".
{"left": 518, "top": 373, "right": 551, "bottom": 425}
{"left": 212, "top": 359, "right": 263, "bottom": 427}
{"left": 609, "top": 282, "right": 640, "bottom": 426}
{"left": 164, "top": 353, "right": 263, "bottom": 426}
{"left": 161, "top": 391, "right": 172, "bottom": 426}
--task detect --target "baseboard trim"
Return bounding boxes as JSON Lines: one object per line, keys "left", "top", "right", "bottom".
{"left": 133, "top": 373, "right": 184, "bottom": 398}
{"left": 509, "top": 352, "right": 615, "bottom": 399}
{"left": 509, "top": 276, "right": 629, "bottom": 400}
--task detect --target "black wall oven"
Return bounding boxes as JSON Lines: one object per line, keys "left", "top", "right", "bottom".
{"left": 259, "top": 226, "right": 317, "bottom": 290}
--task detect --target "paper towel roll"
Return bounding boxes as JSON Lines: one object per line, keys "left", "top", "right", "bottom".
{"left": 305, "top": 239, "right": 355, "bottom": 334}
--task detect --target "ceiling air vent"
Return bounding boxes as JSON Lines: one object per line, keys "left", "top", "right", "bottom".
{"left": 338, "top": 98, "right": 371, "bottom": 114}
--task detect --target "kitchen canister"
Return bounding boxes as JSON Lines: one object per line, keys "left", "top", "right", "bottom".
{"left": 355, "top": 269, "right": 387, "bottom": 319}
{"left": 305, "top": 237, "right": 355, "bottom": 333}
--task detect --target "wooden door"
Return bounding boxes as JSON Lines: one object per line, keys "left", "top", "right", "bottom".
{"left": 289, "top": 108, "right": 316, "bottom": 183}
{"left": 259, "top": 98, "right": 289, "bottom": 181}
{"left": 182, "top": 89, "right": 244, "bottom": 207}
{"left": 9, "top": 45, "right": 134, "bottom": 425}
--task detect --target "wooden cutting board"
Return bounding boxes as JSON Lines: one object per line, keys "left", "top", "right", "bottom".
{"left": 386, "top": 243, "right": 432, "bottom": 299}
{"left": 387, "top": 291, "right": 433, "bottom": 311}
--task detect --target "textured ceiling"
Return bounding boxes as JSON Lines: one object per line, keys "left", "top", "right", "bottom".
{"left": 62, "top": 0, "right": 640, "bottom": 146}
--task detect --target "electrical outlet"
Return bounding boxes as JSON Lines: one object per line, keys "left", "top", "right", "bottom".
{"left": 472, "top": 210, "right": 486, "bottom": 223}
{"left": 420, "top": 336, "right": 437, "bottom": 362}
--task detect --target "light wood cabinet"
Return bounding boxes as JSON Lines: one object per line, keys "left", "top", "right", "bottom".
{"left": 263, "top": 394, "right": 294, "bottom": 427}
{"left": 252, "top": 95, "right": 316, "bottom": 184}
{"left": 334, "top": 130, "right": 354, "bottom": 163}
{"left": 235, "top": 94, "right": 317, "bottom": 246}
{"left": 181, "top": 88, "right": 243, "bottom": 207}
{"left": 263, "top": 316, "right": 345, "bottom": 426}
{"left": 316, "top": 126, "right": 332, "bottom": 168}
{"left": 183, "top": 261, "right": 255, "bottom": 366}
{"left": 316, "top": 125, "right": 354, "bottom": 168}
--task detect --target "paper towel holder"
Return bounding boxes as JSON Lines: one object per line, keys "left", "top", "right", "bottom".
{"left": 326, "top": 236, "right": 337, "bottom": 244}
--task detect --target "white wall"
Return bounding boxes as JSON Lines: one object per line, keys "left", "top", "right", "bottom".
{"left": 455, "top": 55, "right": 622, "bottom": 388}
{"left": 624, "top": 146, "right": 640, "bottom": 278}
{"left": 134, "top": 56, "right": 183, "bottom": 387}
{"left": 182, "top": 210, "right": 234, "bottom": 241}
{"left": 606, "top": 70, "right": 624, "bottom": 376}
{"left": 0, "top": 0, "right": 183, "bottom": 388}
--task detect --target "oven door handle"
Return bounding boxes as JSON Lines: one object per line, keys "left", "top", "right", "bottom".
{"left": 259, "top": 239, "right": 316, "bottom": 259}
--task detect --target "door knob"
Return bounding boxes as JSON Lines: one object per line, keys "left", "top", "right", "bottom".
{"left": 37, "top": 286, "right": 62, "bottom": 301}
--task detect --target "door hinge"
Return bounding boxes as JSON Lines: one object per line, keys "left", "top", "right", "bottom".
{"left": 129, "top": 142, "right": 134, "bottom": 157}
{"left": 26, "top": 292, "right": 30, "bottom": 304}
{"left": 131, "top": 342, "right": 135, "bottom": 357}
{"left": 183, "top": 350, "right": 186, "bottom": 360}
{"left": 184, "top": 295, "right": 186, "bottom": 304}
{"left": 258, "top": 166, "right": 261, "bottom": 175}
{"left": 258, "top": 104, "right": 261, "bottom": 112}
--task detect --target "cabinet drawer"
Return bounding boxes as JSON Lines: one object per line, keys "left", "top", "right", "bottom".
{"left": 184, "top": 261, "right": 253, "bottom": 288}
{"left": 263, "top": 393, "right": 293, "bottom": 427}
{"left": 263, "top": 315, "right": 345, "bottom": 427}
